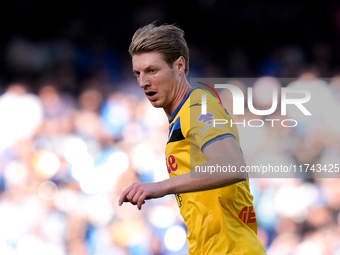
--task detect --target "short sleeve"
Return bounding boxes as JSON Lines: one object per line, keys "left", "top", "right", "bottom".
{"left": 189, "top": 99, "right": 238, "bottom": 153}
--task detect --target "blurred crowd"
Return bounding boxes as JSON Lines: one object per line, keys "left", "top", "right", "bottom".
{"left": 0, "top": 9, "right": 340, "bottom": 254}
{"left": 0, "top": 59, "right": 339, "bottom": 255}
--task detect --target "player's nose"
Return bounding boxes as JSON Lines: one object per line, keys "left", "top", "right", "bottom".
{"left": 138, "top": 73, "right": 150, "bottom": 88}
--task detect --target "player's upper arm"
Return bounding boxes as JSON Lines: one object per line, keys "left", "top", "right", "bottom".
{"left": 203, "top": 136, "right": 246, "bottom": 173}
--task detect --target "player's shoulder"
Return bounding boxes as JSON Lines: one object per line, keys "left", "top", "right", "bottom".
{"left": 188, "top": 87, "right": 216, "bottom": 107}
{"left": 175, "top": 87, "right": 223, "bottom": 122}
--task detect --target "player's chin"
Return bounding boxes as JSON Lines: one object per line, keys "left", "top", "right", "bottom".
{"left": 149, "top": 100, "right": 163, "bottom": 108}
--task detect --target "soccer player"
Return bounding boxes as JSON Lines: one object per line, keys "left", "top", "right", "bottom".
{"left": 119, "top": 23, "right": 267, "bottom": 255}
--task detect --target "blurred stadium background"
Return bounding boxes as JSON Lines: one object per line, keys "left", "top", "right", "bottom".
{"left": 0, "top": 0, "right": 340, "bottom": 254}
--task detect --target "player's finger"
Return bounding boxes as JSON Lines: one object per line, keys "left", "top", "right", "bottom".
{"left": 132, "top": 188, "right": 144, "bottom": 204}
{"left": 138, "top": 201, "right": 146, "bottom": 210}
{"left": 137, "top": 193, "right": 147, "bottom": 210}
{"left": 126, "top": 184, "right": 140, "bottom": 202}
{"left": 118, "top": 184, "right": 135, "bottom": 206}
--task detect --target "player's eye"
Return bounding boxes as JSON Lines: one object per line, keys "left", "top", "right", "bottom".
{"left": 133, "top": 72, "right": 140, "bottom": 77}
{"left": 150, "top": 69, "right": 156, "bottom": 73}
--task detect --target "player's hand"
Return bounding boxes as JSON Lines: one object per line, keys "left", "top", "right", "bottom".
{"left": 118, "top": 182, "right": 167, "bottom": 210}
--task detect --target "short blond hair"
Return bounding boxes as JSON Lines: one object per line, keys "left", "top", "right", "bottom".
{"left": 129, "top": 23, "right": 189, "bottom": 75}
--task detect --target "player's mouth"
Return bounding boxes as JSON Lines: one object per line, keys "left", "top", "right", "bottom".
{"left": 145, "top": 91, "right": 157, "bottom": 100}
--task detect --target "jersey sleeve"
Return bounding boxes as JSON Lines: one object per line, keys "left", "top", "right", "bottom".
{"left": 183, "top": 90, "right": 239, "bottom": 152}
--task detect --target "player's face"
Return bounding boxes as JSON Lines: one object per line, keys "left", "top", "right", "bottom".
{"left": 132, "top": 52, "right": 178, "bottom": 110}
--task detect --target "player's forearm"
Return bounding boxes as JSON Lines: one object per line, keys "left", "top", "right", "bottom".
{"left": 162, "top": 155, "right": 247, "bottom": 195}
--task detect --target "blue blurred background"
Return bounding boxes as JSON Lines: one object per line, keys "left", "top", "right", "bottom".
{"left": 0, "top": 0, "right": 340, "bottom": 254}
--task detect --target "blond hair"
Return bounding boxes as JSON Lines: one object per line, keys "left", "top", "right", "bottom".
{"left": 129, "top": 23, "right": 189, "bottom": 75}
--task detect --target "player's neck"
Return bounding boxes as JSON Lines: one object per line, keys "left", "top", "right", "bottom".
{"left": 165, "top": 79, "right": 191, "bottom": 120}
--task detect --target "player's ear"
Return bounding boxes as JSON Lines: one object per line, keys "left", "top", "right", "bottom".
{"left": 175, "top": 56, "right": 186, "bottom": 74}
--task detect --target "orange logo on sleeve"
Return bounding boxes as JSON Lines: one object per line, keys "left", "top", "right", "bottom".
{"left": 166, "top": 154, "right": 178, "bottom": 174}
{"left": 239, "top": 206, "right": 256, "bottom": 224}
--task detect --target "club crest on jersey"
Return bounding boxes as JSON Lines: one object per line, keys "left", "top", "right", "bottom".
{"left": 198, "top": 112, "right": 214, "bottom": 124}
{"left": 198, "top": 112, "right": 224, "bottom": 136}
{"left": 198, "top": 112, "right": 214, "bottom": 136}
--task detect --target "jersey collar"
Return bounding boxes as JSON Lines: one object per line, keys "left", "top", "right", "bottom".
{"left": 169, "top": 86, "right": 198, "bottom": 123}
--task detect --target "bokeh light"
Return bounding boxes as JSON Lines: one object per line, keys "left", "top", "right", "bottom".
{"left": 63, "top": 137, "right": 87, "bottom": 164}
{"left": 32, "top": 151, "right": 60, "bottom": 179}
{"left": 164, "top": 225, "right": 187, "bottom": 252}
{"left": 38, "top": 152, "right": 60, "bottom": 176}
{"left": 147, "top": 205, "right": 176, "bottom": 229}
{"left": 38, "top": 181, "right": 58, "bottom": 200}
{"left": 107, "top": 150, "right": 130, "bottom": 176}
{"left": 131, "top": 143, "right": 156, "bottom": 174}
{"left": 70, "top": 152, "right": 94, "bottom": 181}
{"left": 86, "top": 194, "right": 115, "bottom": 226}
